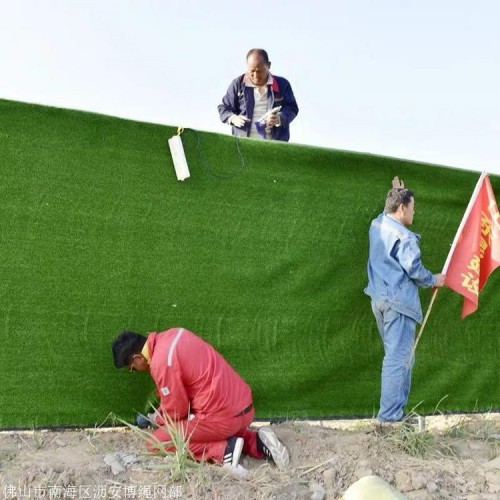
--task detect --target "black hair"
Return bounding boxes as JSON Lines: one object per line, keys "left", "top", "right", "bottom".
{"left": 246, "top": 48, "right": 270, "bottom": 64}
{"left": 112, "top": 331, "right": 147, "bottom": 368}
{"left": 384, "top": 188, "right": 414, "bottom": 214}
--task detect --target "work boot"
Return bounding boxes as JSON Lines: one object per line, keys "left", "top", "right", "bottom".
{"left": 375, "top": 414, "right": 422, "bottom": 435}
{"left": 223, "top": 436, "right": 244, "bottom": 467}
{"left": 257, "top": 426, "right": 290, "bottom": 470}
{"left": 400, "top": 413, "right": 420, "bottom": 426}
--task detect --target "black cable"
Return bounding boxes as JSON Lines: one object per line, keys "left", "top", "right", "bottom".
{"left": 181, "top": 128, "right": 246, "bottom": 179}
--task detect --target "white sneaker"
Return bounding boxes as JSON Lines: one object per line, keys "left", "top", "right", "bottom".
{"left": 257, "top": 427, "right": 290, "bottom": 470}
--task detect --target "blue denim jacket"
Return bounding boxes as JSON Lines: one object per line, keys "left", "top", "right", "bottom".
{"left": 364, "top": 213, "right": 436, "bottom": 323}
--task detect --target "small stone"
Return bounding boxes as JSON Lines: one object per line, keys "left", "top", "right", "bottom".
{"left": 104, "top": 453, "right": 125, "bottom": 475}
{"left": 484, "top": 470, "right": 500, "bottom": 485}
{"left": 474, "top": 474, "right": 487, "bottom": 488}
{"left": 53, "top": 438, "right": 66, "bottom": 447}
{"left": 309, "top": 481, "right": 326, "bottom": 500}
{"left": 426, "top": 481, "right": 438, "bottom": 493}
{"left": 488, "top": 482, "right": 500, "bottom": 494}
{"left": 469, "top": 441, "right": 489, "bottom": 452}
{"left": 323, "top": 468, "right": 336, "bottom": 489}
{"left": 395, "top": 470, "right": 413, "bottom": 493}
{"left": 119, "top": 452, "right": 139, "bottom": 466}
{"left": 410, "top": 472, "right": 427, "bottom": 490}
{"left": 483, "top": 456, "right": 500, "bottom": 470}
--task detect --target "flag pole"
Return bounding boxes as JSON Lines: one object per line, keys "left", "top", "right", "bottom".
{"left": 413, "top": 288, "right": 439, "bottom": 353}
{"left": 411, "top": 171, "right": 488, "bottom": 356}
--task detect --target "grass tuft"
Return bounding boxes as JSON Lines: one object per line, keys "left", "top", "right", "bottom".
{"left": 445, "top": 412, "right": 500, "bottom": 441}
{"left": 113, "top": 409, "right": 201, "bottom": 483}
{"left": 378, "top": 409, "right": 434, "bottom": 458}
{"left": 384, "top": 424, "right": 435, "bottom": 458}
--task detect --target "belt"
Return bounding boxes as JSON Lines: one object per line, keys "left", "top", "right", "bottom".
{"left": 235, "top": 403, "right": 253, "bottom": 417}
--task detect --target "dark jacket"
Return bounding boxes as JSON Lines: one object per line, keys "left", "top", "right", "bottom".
{"left": 218, "top": 74, "right": 299, "bottom": 142}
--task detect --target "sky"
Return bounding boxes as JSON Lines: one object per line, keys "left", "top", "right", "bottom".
{"left": 1, "top": 0, "right": 499, "bottom": 175}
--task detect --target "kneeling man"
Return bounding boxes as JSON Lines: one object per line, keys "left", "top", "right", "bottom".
{"left": 112, "top": 327, "right": 289, "bottom": 470}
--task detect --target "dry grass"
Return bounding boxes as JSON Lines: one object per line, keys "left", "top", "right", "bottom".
{"left": 383, "top": 424, "right": 435, "bottom": 458}
{"left": 111, "top": 409, "right": 201, "bottom": 483}
{"left": 377, "top": 408, "right": 435, "bottom": 458}
{"left": 444, "top": 412, "right": 499, "bottom": 440}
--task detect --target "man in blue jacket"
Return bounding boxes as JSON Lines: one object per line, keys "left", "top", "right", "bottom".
{"left": 218, "top": 48, "right": 298, "bottom": 141}
{"left": 365, "top": 177, "right": 446, "bottom": 423}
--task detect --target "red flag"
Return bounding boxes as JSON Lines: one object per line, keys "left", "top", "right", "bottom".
{"left": 443, "top": 173, "right": 500, "bottom": 318}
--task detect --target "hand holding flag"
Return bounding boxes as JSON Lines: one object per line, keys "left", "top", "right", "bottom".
{"left": 413, "top": 172, "right": 499, "bottom": 353}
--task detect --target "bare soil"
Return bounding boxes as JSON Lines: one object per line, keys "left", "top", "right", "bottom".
{"left": 0, "top": 414, "right": 499, "bottom": 499}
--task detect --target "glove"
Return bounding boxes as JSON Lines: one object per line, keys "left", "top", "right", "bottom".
{"left": 228, "top": 114, "right": 250, "bottom": 128}
{"left": 266, "top": 112, "right": 281, "bottom": 127}
{"left": 135, "top": 412, "right": 155, "bottom": 429}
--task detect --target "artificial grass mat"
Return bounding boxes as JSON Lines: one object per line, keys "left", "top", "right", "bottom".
{"left": 0, "top": 99, "right": 498, "bottom": 428}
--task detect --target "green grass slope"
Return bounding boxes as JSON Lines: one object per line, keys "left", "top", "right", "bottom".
{"left": 0, "top": 99, "right": 498, "bottom": 428}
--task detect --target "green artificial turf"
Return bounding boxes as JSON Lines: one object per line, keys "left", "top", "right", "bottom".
{"left": 0, "top": 99, "right": 498, "bottom": 428}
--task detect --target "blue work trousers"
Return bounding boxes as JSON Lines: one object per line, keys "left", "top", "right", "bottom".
{"left": 371, "top": 300, "right": 417, "bottom": 422}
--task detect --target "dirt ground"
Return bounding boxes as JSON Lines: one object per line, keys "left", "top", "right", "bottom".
{"left": 0, "top": 414, "right": 499, "bottom": 499}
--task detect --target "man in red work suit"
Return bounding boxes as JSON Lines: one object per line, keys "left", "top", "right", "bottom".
{"left": 112, "top": 327, "right": 289, "bottom": 471}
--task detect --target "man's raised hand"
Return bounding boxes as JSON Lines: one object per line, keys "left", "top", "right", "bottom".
{"left": 392, "top": 176, "right": 405, "bottom": 189}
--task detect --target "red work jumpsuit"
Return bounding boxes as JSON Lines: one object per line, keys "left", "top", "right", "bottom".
{"left": 146, "top": 328, "right": 264, "bottom": 463}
